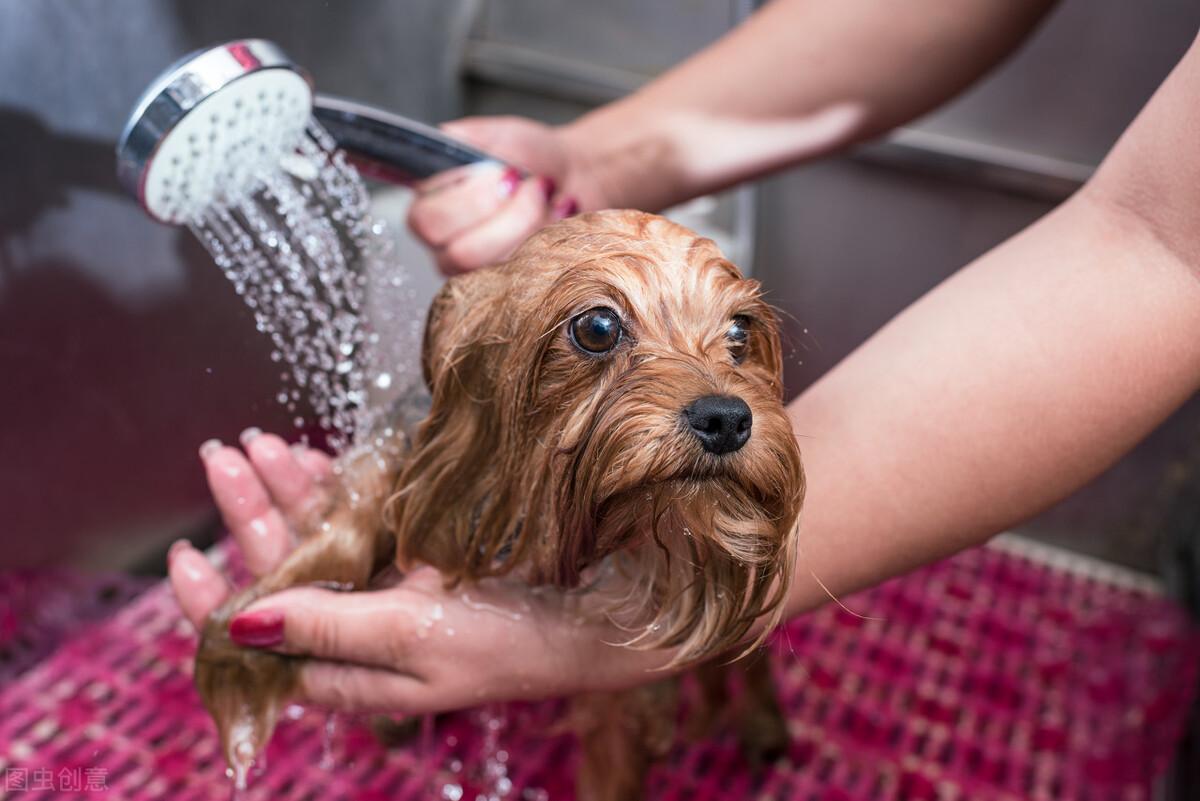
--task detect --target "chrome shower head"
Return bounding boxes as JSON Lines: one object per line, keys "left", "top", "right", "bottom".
{"left": 116, "top": 40, "right": 314, "bottom": 225}
{"left": 117, "top": 39, "right": 505, "bottom": 226}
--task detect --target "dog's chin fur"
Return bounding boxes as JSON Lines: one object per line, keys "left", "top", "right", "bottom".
{"left": 384, "top": 210, "right": 804, "bottom": 666}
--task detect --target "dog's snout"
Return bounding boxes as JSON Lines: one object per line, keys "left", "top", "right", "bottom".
{"left": 685, "top": 395, "right": 752, "bottom": 455}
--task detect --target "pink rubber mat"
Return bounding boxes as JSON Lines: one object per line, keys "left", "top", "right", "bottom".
{"left": 1, "top": 537, "right": 1196, "bottom": 800}
{"left": 0, "top": 570, "right": 152, "bottom": 687}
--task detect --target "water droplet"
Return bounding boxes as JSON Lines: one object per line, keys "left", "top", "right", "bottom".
{"left": 185, "top": 119, "right": 419, "bottom": 457}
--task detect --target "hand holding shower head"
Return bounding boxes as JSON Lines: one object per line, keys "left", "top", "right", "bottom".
{"left": 117, "top": 38, "right": 505, "bottom": 225}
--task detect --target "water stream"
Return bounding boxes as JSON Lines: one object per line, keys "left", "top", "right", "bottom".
{"left": 190, "top": 118, "right": 420, "bottom": 452}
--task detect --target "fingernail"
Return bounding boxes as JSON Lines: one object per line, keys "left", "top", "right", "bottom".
{"left": 289, "top": 443, "right": 308, "bottom": 459}
{"left": 538, "top": 175, "right": 557, "bottom": 203}
{"left": 167, "top": 538, "right": 191, "bottom": 566}
{"left": 498, "top": 167, "right": 521, "bottom": 198}
{"left": 199, "top": 439, "right": 222, "bottom": 460}
{"left": 238, "top": 427, "right": 262, "bottom": 447}
{"left": 229, "top": 609, "right": 285, "bottom": 648}
{"left": 551, "top": 195, "right": 580, "bottom": 220}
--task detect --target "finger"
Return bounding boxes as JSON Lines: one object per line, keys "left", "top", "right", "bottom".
{"left": 291, "top": 443, "right": 334, "bottom": 483}
{"left": 550, "top": 194, "right": 581, "bottom": 221}
{"left": 200, "top": 440, "right": 291, "bottom": 576}
{"left": 440, "top": 116, "right": 543, "bottom": 162}
{"left": 409, "top": 162, "right": 520, "bottom": 247}
{"left": 168, "top": 540, "right": 232, "bottom": 628}
{"left": 240, "top": 429, "right": 330, "bottom": 527}
{"left": 227, "top": 587, "right": 422, "bottom": 671}
{"left": 296, "top": 661, "right": 425, "bottom": 714}
{"left": 413, "top": 158, "right": 501, "bottom": 196}
{"left": 439, "top": 117, "right": 513, "bottom": 151}
{"left": 437, "top": 176, "right": 555, "bottom": 274}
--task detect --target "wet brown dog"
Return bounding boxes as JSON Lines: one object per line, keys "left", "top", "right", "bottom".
{"left": 195, "top": 210, "right": 805, "bottom": 800}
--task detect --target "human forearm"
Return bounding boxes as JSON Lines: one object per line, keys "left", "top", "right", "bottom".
{"left": 560, "top": 0, "right": 1056, "bottom": 211}
{"left": 781, "top": 29, "right": 1200, "bottom": 618}
{"left": 409, "top": 1, "right": 1054, "bottom": 272}
{"left": 782, "top": 194, "right": 1200, "bottom": 618}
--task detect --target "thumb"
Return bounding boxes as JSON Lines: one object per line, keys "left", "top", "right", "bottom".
{"left": 440, "top": 116, "right": 508, "bottom": 150}
{"left": 227, "top": 586, "right": 418, "bottom": 672}
{"left": 440, "top": 115, "right": 557, "bottom": 174}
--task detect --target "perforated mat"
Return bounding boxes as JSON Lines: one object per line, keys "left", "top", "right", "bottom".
{"left": 0, "top": 570, "right": 152, "bottom": 688}
{"left": 0, "top": 536, "right": 1196, "bottom": 800}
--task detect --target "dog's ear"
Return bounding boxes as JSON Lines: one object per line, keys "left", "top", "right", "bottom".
{"left": 393, "top": 263, "right": 523, "bottom": 584}
{"left": 420, "top": 268, "right": 507, "bottom": 391}
{"left": 420, "top": 280, "right": 456, "bottom": 390}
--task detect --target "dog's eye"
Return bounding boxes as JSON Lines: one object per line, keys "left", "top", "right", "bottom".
{"left": 570, "top": 307, "right": 622, "bottom": 354}
{"left": 727, "top": 316, "right": 750, "bottom": 363}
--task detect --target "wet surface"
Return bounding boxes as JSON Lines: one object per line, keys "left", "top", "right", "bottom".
{"left": 3, "top": 539, "right": 1195, "bottom": 799}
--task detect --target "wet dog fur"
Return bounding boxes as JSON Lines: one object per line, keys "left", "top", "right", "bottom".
{"left": 195, "top": 210, "right": 805, "bottom": 800}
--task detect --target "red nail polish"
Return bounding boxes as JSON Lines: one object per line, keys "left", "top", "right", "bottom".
{"left": 229, "top": 610, "right": 285, "bottom": 648}
{"left": 538, "top": 175, "right": 557, "bottom": 202}
{"left": 552, "top": 196, "right": 580, "bottom": 220}
{"left": 498, "top": 167, "right": 521, "bottom": 198}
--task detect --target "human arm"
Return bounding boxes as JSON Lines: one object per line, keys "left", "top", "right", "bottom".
{"left": 410, "top": 0, "right": 1057, "bottom": 272}
{"left": 558, "top": 0, "right": 1057, "bottom": 211}
{"left": 781, "top": 29, "right": 1200, "bottom": 615}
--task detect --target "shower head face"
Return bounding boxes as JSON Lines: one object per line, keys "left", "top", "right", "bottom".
{"left": 116, "top": 40, "right": 313, "bottom": 225}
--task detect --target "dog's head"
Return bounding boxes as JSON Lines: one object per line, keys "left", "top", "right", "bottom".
{"left": 387, "top": 210, "right": 803, "bottom": 663}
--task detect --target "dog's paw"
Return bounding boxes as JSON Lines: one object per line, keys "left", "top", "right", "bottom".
{"left": 736, "top": 700, "right": 790, "bottom": 771}
{"left": 368, "top": 714, "right": 426, "bottom": 747}
{"left": 194, "top": 619, "right": 300, "bottom": 788}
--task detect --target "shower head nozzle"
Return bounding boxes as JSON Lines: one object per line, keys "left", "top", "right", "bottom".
{"left": 116, "top": 39, "right": 314, "bottom": 225}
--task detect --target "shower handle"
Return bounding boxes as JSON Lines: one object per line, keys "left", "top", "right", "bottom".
{"left": 312, "top": 94, "right": 520, "bottom": 185}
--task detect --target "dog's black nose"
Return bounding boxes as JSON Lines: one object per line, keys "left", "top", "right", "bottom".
{"left": 685, "top": 395, "right": 752, "bottom": 455}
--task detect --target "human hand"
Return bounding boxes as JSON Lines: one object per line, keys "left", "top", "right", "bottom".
{"left": 169, "top": 430, "right": 672, "bottom": 714}
{"left": 407, "top": 116, "right": 607, "bottom": 275}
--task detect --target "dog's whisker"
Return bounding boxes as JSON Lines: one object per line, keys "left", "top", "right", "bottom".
{"left": 795, "top": 541, "right": 884, "bottom": 622}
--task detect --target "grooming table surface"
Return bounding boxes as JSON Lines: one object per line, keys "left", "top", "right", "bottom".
{"left": 0, "top": 538, "right": 1196, "bottom": 801}
{"left": 0, "top": 570, "right": 153, "bottom": 688}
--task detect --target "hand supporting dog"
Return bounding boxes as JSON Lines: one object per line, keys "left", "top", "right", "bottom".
{"left": 193, "top": 439, "right": 404, "bottom": 787}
